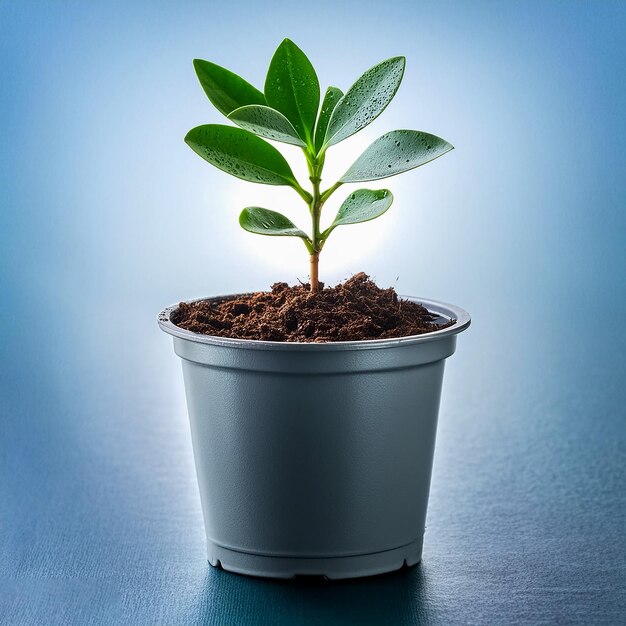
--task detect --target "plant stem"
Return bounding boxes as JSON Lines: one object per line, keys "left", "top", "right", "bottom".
{"left": 310, "top": 252, "right": 319, "bottom": 292}
{"left": 293, "top": 182, "right": 313, "bottom": 204}
{"left": 308, "top": 154, "right": 324, "bottom": 293}
{"left": 320, "top": 181, "right": 342, "bottom": 203}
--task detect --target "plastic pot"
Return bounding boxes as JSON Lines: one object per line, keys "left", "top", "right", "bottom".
{"left": 158, "top": 295, "right": 470, "bottom": 579}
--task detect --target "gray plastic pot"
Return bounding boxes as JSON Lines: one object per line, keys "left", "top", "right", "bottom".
{"left": 158, "top": 295, "right": 470, "bottom": 579}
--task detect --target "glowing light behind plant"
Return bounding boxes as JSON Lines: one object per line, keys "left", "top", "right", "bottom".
{"left": 227, "top": 129, "right": 394, "bottom": 277}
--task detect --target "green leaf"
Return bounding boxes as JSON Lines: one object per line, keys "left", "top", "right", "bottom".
{"left": 228, "top": 105, "right": 307, "bottom": 147}
{"left": 314, "top": 87, "right": 343, "bottom": 154}
{"left": 193, "top": 59, "right": 265, "bottom": 117}
{"left": 264, "top": 39, "right": 320, "bottom": 147}
{"left": 185, "top": 124, "right": 297, "bottom": 186}
{"left": 340, "top": 130, "right": 453, "bottom": 183}
{"left": 323, "top": 56, "right": 405, "bottom": 148}
{"left": 240, "top": 207, "right": 311, "bottom": 245}
{"left": 323, "top": 189, "right": 393, "bottom": 238}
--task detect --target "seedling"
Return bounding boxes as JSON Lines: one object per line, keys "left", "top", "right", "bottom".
{"left": 186, "top": 39, "right": 453, "bottom": 292}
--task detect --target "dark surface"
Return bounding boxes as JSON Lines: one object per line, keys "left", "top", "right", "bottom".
{"left": 1, "top": 292, "right": 625, "bottom": 625}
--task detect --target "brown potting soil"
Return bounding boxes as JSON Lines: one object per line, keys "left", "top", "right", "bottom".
{"left": 173, "top": 272, "right": 453, "bottom": 343}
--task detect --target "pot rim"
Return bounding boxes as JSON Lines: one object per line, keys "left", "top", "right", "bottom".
{"left": 159, "top": 294, "right": 470, "bottom": 352}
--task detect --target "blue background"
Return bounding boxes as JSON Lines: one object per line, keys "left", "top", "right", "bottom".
{"left": 1, "top": 1, "right": 625, "bottom": 624}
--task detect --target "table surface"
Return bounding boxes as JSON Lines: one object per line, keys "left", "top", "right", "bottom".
{"left": 2, "top": 292, "right": 625, "bottom": 625}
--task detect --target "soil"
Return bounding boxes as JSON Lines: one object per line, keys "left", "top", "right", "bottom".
{"left": 173, "top": 272, "right": 454, "bottom": 343}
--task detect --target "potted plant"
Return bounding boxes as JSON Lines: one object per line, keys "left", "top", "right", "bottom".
{"left": 158, "top": 39, "right": 470, "bottom": 579}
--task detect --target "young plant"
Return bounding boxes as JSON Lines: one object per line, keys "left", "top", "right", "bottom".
{"left": 185, "top": 39, "right": 453, "bottom": 292}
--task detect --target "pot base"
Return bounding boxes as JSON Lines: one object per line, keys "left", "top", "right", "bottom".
{"left": 207, "top": 537, "right": 424, "bottom": 580}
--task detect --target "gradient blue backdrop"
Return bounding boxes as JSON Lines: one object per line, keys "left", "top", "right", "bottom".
{"left": 1, "top": 1, "right": 625, "bottom": 624}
